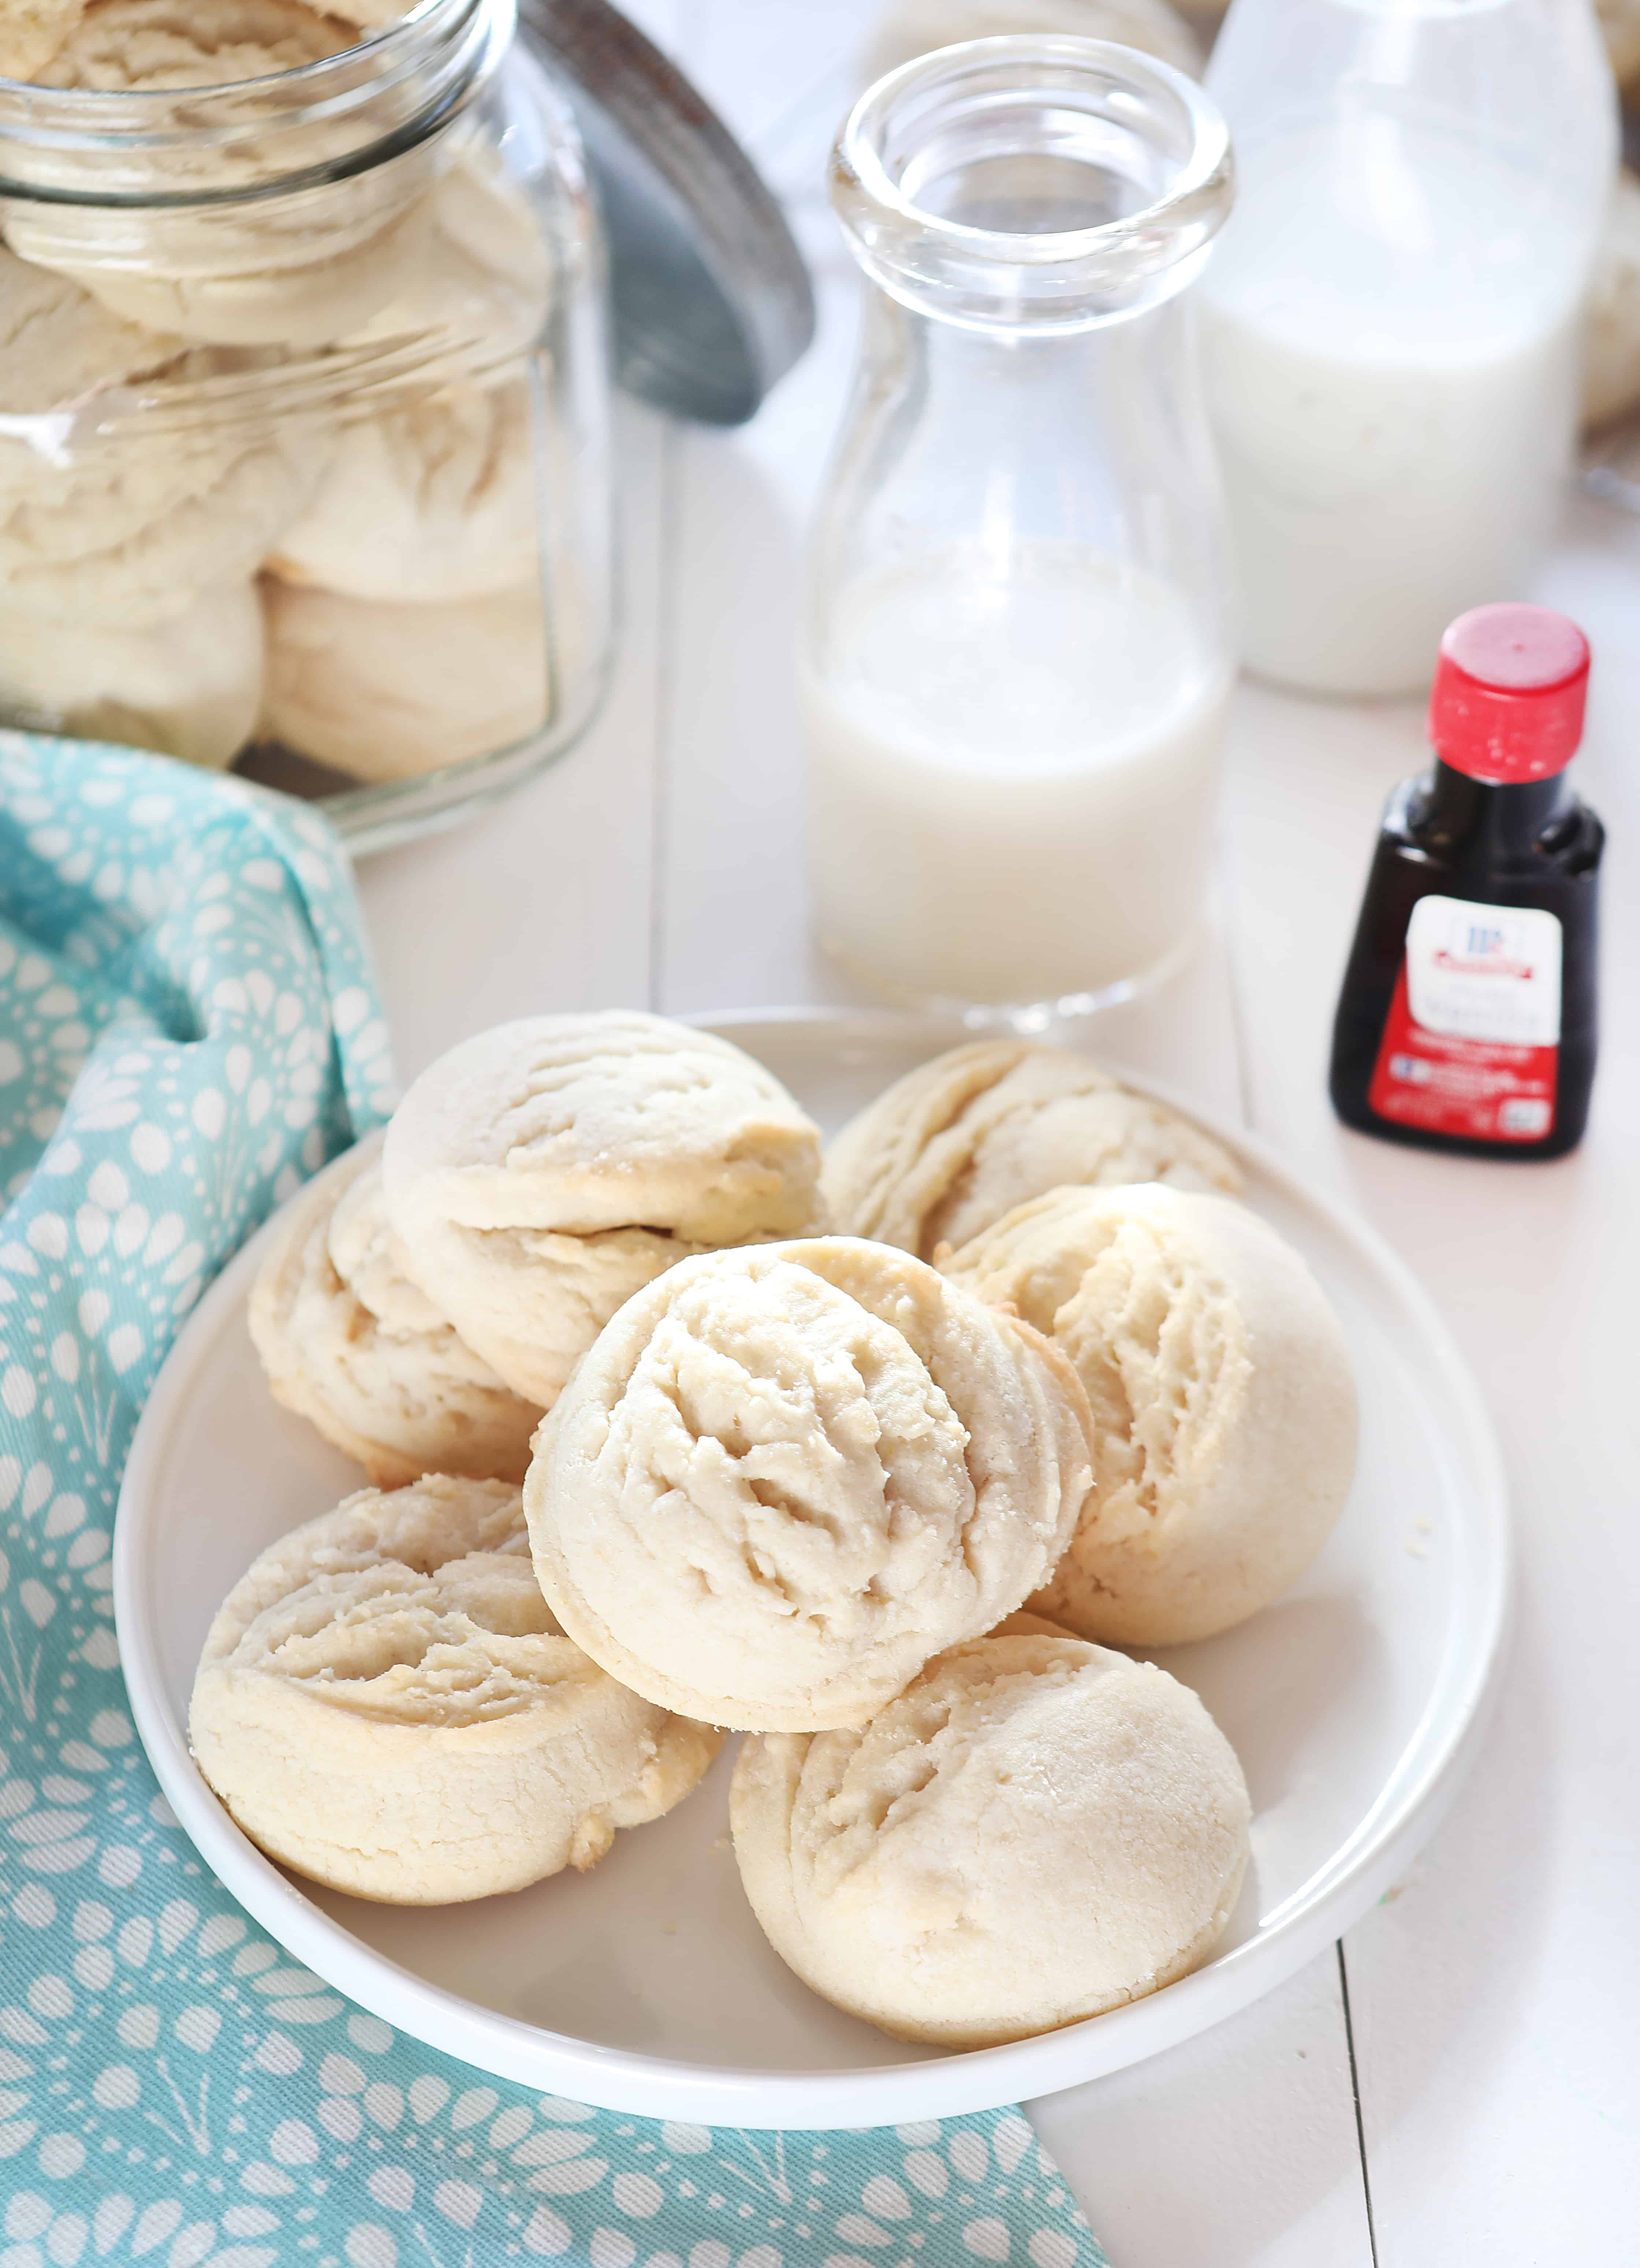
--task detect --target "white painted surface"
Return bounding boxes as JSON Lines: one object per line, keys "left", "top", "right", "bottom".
{"left": 355, "top": 0, "right": 1640, "bottom": 2252}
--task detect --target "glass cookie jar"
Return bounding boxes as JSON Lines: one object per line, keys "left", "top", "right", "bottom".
{"left": 0, "top": 0, "right": 804, "bottom": 852}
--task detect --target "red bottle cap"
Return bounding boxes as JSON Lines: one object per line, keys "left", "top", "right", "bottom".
{"left": 1429, "top": 603, "right": 1590, "bottom": 784}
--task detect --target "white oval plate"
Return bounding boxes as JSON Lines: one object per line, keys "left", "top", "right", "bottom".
{"left": 115, "top": 1009, "right": 1507, "bottom": 2128}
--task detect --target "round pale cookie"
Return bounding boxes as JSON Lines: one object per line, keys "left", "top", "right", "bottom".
{"left": 41, "top": 193, "right": 436, "bottom": 348}
{"left": 0, "top": 578, "right": 261, "bottom": 766}
{"left": 822, "top": 1040, "right": 1242, "bottom": 1260}
{"left": 864, "top": 0, "right": 1201, "bottom": 86}
{"left": 731, "top": 1631, "right": 1250, "bottom": 2048}
{"left": 944, "top": 1181, "right": 1358, "bottom": 1645}
{"left": 189, "top": 1476, "right": 722, "bottom": 1903}
{"left": 523, "top": 1237, "right": 1094, "bottom": 1731}
{"left": 267, "top": 378, "right": 540, "bottom": 603}
{"left": 340, "top": 147, "right": 551, "bottom": 365}
{"left": 0, "top": 0, "right": 86, "bottom": 78}
{"left": 33, "top": 0, "right": 357, "bottom": 86}
{"left": 0, "top": 351, "right": 320, "bottom": 626}
{"left": 249, "top": 1133, "right": 544, "bottom": 1489}
{"left": 382, "top": 1013, "right": 826, "bottom": 1407}
{"left": 0, "top": 242, "right": 183, "bottom": 415}
{"left": 17, "top": 1, "right": 437, "bottom": 347}
{"left": 1584, "top": 170, "right": 1640, "bottom": 432}
{"left": 258, "top": 574, "right": 549, "bottom": 780}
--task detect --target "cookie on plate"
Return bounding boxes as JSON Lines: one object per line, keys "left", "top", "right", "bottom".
{"left": 249, "top": 1132, "right": 543, "bottom": 1488}
{"left": 524, "top": 1237, "right": 1093, "bottom": 1731}
{"left": 383, "top": 1012, "right": 827, "bottom": 1408}
{"left": 189, "top": 1476, "right": 722, "bottom": 1903}
{"left": 943, "top": 1181, "right": 1358, "bottom": 1644}
{"left": 731, "top": 1631, "right": 1250, "bottom": 2048}
{"left": 822, "top": 1040, "right": 1241, "bottom": 1262}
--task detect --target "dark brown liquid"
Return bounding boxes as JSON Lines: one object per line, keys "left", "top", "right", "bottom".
{"left": 1330, "top": 759, "right": 1603, "bottom": 1161}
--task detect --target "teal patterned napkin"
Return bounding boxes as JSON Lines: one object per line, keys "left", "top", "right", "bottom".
{"left": 0, "top": 735, "right": 1108, "bottom": 2268}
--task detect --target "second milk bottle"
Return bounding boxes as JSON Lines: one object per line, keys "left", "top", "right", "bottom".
{"left": 1200, "top": 0, "right": 1615, "bottom": 698}
{"left": 801, "top": 35, "right": 1237, "bottom": 1018}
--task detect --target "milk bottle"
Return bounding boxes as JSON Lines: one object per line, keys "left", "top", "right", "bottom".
{"left": 1201, "top": 0, "right": 1616, "bottom": 698}
{"left": 804, "top": 36, "right": 1236, "bottom": 1015}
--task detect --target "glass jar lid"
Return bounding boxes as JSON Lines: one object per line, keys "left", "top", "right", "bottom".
{"left": 519, "top": 0, "right": 815, "bottom": 424}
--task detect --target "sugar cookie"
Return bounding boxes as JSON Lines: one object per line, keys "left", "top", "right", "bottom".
{"left": 944, "top": 1181, "right": 1357, "bottom": 1643}
{"left": 268, "top": 378, "right": 539, "bottom": 603}
{"left": 34, "top": 0, "right": 355, "bottom": 88}
{"left": 822, "top": 1040, "right": 1242, "bottom": 1260}
{"left": 524, "top": 1237, "right": 1093, "bottom": 1730}
{"left": 250, "top": 1133, "right": 544, "bottom": 1488}
{"left": 0, "top": 350, "right": 318, "bottom": 625}
{"left": 732, "top": 1631, "right": 1250, "bottom": 2047}
{"left": 189, "top": 1476, "right": 721, "bottom": 1903}
{"left": 383, "top": 1012, "right": 826, "bottom": 1407}
{"left": 259, "top": 574, "right": 549, "bottom": 781}
{"left": 0, "top": 578, "right": 261, "bottom": 766}
{"left": 0, "top": 0, "right": 85, "bottom": 78}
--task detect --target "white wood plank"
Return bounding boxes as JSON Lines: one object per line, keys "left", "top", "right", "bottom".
{"left": 1031, "top": 1951, "right": 1375, "bottom": 2268}
{"left": 356, "top": 403, "right": 671, "bottom": 1084}
{"left": 652, "top": 262, "right": 861, "bottom": 1019}
{"left": 1221, "top": 490, "right": 1640, "bottom": 2260}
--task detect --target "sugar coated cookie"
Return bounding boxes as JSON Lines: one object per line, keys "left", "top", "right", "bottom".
{"left": 732, "top": 1631, "right": 1250, "bottom": 2047}
{"left": 189, "top": 1476, "right": 721, "bottom": 1902}
{"left": 524, "top": 1237, "right": 1093, "bottom": 1730}
{"left": 822, "top": 1040, "right": 1241, "bottom": 1261}
{"left": 249, "top": 1133, "right": 544, "bottom": 1488}
{"left": 383, "top": 1012, "right": 825, "bottom": 1407}
{"left": 944, "top": 1181, "right": 1358, "bottom": 1643}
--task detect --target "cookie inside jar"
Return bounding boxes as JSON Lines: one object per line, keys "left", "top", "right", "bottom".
{"left": 0, "top": 0, "right": 613, "bottom": 835}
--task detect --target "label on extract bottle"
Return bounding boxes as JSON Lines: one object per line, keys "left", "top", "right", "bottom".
{"left": 1367, "top": 893, "right": 1563, "bottom": 1144}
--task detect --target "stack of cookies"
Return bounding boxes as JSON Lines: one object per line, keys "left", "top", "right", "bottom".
{"left": 191, "top": 1010, "right": 1358, "bottom": 2051}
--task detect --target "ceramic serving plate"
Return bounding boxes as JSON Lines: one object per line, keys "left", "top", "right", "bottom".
{"left": 114, "top": 1009, "right": 1508, "bottom": 2127}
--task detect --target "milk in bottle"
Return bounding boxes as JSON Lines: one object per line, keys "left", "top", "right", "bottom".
{"left": 805, "top": 547, "right": 1230, "bottom": 1006}
{"left": 804, "top": 37, "right": 1237, "bottom": 1013}
{"left": 1201, "top": 0, "right": 1615, "bottom": 698}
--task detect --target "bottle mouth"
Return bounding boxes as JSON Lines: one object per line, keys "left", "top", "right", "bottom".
{"left": 833, "top": 36, "right": 1234, "bottom": 333}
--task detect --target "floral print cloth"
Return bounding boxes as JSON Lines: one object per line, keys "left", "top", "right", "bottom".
{"left": 0, "top": 737, "right": 1108, "bottom": 2268}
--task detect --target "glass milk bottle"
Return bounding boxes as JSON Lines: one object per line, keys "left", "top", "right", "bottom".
{"left": 802, "top": 37, "right": 1237, "bottom": 1018}
{"left": 1200, "top": 0, "right": 1616, "bottom": 699}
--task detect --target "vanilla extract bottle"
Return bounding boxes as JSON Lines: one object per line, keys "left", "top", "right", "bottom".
{"left": 1330, "top": 603, "right": 1603, "bottom": 1161}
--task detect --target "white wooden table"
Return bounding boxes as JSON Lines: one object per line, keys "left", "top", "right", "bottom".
{"left": 359, "top": 4, "right": 1640, "bottom": 2255}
